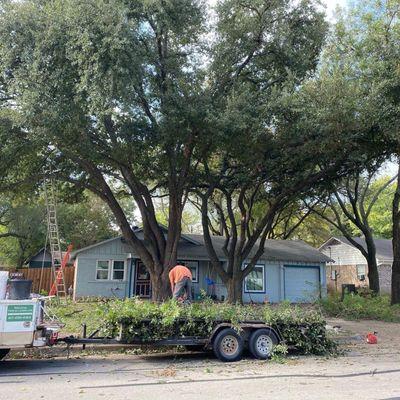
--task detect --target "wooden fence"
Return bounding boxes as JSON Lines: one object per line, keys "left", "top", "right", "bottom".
{"left": 8, "top": 267, "right": 75, "bottom": 294}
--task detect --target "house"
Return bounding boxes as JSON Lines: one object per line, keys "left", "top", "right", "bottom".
{"left": 25, "top": 248, "right": 52, "bottom": 268}
{"left": 319, "top": 236, "right": 393, "bottom": 293}
{"left": 71, "top": 228, "right": 330, "bottom": 303}
{"left": 25, "top": 248, "right": 69, "bottom": 268}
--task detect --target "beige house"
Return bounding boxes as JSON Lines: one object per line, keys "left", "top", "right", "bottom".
{"left": 319, "top": 237, "right": 393, "bottom": 294}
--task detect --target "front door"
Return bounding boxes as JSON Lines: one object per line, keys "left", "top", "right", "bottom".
{"left": 135, "top": 261, "right": 151, "bottom": 298}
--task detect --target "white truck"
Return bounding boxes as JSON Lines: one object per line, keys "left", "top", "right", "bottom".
{"left": 0, "top": 298, "right": 60, "bottom": 360}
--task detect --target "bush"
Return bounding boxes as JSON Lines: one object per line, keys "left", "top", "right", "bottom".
{"left": 319, "top": 293, "right": 400, "bottom": 322}
{"left": 97, "top": 299, "right": 336, "bottom": 355}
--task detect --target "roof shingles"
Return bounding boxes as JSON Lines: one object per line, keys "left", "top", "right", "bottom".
{"left": 72, "top": 233, "right": 330, "bottom": 263}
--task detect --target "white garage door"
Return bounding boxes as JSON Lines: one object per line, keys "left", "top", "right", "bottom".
{"left": 284, "top": 266, "right": 320, "bottom": 303}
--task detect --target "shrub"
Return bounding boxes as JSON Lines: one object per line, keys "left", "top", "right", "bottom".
{"left": 97, "top": 299, "right": 336, "bottom": 355}
{"left": 318, "top": 293, "right": 400, "bottom": 322}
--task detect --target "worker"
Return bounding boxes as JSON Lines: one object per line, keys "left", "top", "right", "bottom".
{"left": 169, "top": 263, "right": 193, "bottom": 301}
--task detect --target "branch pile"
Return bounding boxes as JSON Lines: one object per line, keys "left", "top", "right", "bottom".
{"left": 98, "top": 299, "right": 336, "bottom": 355}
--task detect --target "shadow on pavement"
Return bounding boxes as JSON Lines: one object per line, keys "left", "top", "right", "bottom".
{"left": 0, "top": 351, "right": 216, "bottom": 378}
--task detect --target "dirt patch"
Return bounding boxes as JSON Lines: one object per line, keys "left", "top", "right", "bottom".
{"left": 327, "top": 318, "right": 400, "bottom": 357}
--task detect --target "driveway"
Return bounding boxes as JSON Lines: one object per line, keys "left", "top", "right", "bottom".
{"left": 0, "top": 319, "right": 399, "bottom": 400}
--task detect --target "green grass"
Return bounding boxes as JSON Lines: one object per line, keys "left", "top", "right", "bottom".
{"left": 318, "top": 293, "right": 400, "bottom": 322}
{"left": 47, "top": 299, "right": 105, "bottom": 335}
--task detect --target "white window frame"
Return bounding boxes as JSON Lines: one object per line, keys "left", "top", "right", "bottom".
{"left": 356, "top": 264, "right": 366, "bottom": 281}
{"left": 111, "top": 260, "right": 126, "bottom": 281}
{"left": 331, "top": 269, "right": 337, "bottom": 281}
{"left": 177, "top": 260, "right": 199, "bottom": 283}
{"left": 244, "top": 264, "right": 265, "bottom": 293}
{"left": 96, "top": 260, "right": 110, "bottom": 280}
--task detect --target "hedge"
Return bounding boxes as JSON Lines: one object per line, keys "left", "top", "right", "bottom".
{"left": 97, "top": 299, "right": 336, "bottom": 356}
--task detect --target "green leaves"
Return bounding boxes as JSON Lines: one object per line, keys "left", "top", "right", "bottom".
{"left": 319, "top": 293, "right": 400, "bottom": 322}
{"left": 98, "top": 298, "right": 336, "bottom": 354}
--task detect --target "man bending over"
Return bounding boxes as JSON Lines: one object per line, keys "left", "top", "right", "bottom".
{"left": 169, "top": 263, "right": 192, "bottom": 301}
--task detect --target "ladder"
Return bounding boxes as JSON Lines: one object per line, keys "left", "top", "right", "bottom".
{"left": 44, "top": 178, "right": 67, "bottom": 297}
{"left": 49, "top": 244, "right": 72, "bottom": 296}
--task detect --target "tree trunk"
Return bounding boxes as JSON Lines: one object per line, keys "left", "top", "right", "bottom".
{"left": 150, "top": 269, "right": 172, "bottom": 302}
{"left": 226, "top": 276, "right": 243, "bottom": 304}
{"left": 391, "top": 162, "right": 400, "bottom": 304}
{"left": 366, "top": 254, "right": 380, "bottom": 293}
{"left": 93, "top": 171, "right": 183, "bottom": 302}
{"left": 364, "top": 233, "right": 380, "bottom": 293}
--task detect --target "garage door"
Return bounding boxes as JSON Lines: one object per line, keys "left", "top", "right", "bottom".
{"left": 284, "top": 266, "right": 320, "bottom": 303}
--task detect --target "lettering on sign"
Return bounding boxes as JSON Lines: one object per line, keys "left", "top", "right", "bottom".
{"left": 6, "top": 304, "right": 34, "bottom": 322}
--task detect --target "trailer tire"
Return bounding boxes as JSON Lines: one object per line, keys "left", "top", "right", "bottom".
{"left": 0, "top": 349, "right": 10, "bottom": 361}
{"left": 213, "top": 328, "right": 244, "bottom": 362}
{"left": 249, "top": 328, "right": 278, "bottom": 360}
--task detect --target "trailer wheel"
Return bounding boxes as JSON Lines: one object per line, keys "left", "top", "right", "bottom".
{"left": 213, "top": 328, "right": 244, "bottom": 362}
{"left": 0, "top": 349, "right": 10, "bottom": 361}
{"left": 249, "top": 329, "right": 278, "bottom": 360}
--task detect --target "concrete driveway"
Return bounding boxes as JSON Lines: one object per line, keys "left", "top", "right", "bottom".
{"left": 0, "top": 319, "right": 399, "bottom": 400}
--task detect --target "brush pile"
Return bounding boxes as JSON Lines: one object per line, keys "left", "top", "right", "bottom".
{"left": 97, "top": 298, "right": 336, "bottom": 355}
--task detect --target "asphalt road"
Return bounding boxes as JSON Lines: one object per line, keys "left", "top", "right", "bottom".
{"left": 1, "top": 319, "right": 400, "bottom": 400}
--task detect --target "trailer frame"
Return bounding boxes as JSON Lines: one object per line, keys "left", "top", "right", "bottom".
{"left": 58, "top": 319, "right": 283, "bottom": 362}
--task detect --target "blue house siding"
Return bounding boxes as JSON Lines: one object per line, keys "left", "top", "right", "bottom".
{"left": 73, "top": 237, "right": 131, "bottom": 299}
{"left": 125, "top": 259, "right": 210, "bottom": 300}
{"left": 242, "top": 261, "right": 326, "bottom": 303}
{"left": 74, "top": 257, "right": 128, "bottom": 298}
{"left": 72, "top": 236, "right": 328, "bottom": 303}
{"left": 242, "top": 263, "right": 281, "bottom": 303}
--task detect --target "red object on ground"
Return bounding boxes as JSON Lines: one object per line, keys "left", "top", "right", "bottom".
{"left": 49, "top": 244, "right": 73, "bottom": 296}
{"left": 366, "top": 332, "right": 378, "bottom": 344}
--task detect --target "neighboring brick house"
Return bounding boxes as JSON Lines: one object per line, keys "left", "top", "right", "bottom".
{"left": 319, "top": 237, "right": 393, "bottom": 294}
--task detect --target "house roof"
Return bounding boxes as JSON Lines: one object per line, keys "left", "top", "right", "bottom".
{"left": 25, "top": 248, "right": 67, "bottom": 264}
{"left": 72, "top": 231, "right": 330, "bottom": 264}
{"left": 320, "top": 236, "right": 393, "bottom": 261}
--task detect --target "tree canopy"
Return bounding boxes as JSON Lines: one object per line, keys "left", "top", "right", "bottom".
{"left": 0, "top": 0, "right": 399, "bottom": 303}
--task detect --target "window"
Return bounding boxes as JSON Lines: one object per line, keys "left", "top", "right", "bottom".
{"left": 96, "top": 260, "right": 109, "bottom": 280}
{"left": 112, "top": 260, "right": 125, "bottom": 280}
{"left": 178, "top": 260, "right": 199, "bottom": 283}
{"left": 356, "top": 265, "right": 366, "bottom": 281}
{"left": 244, "top": 264, "right": 265, "bottom": 293}
{"left": 331, "top": 269, "right": 338, "bottom": 280}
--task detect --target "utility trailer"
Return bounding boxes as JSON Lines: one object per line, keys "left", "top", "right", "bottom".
{"left": 0, "top": 298, "right": 60, "bottom": 360}
{"left": 59, "top": 319, "right": 282, "bottom": 362}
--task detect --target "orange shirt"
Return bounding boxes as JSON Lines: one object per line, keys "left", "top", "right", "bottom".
{"left": 169, "top": 265, "right": 192, "bottom": 288}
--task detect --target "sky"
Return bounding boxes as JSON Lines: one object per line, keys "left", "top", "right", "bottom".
{"left": 207, "top": 0, "right": 349, "bottom": 20}
{"left": 323, "top": 0, "right": 348, "bottom": 19}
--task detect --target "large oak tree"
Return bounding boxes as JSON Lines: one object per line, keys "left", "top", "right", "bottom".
{"left": 0, "top": 0, "right": 334, "bottom": 302}
{"left": 0, "top": 0, "right": 210, "bottom": 300}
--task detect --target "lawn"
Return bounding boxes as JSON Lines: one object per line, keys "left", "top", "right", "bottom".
{"left": 47, "top": 299, "right": 105, "bottom": 336}
{"left": 318, "top": 293, "right": 400, "bottom": 322}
